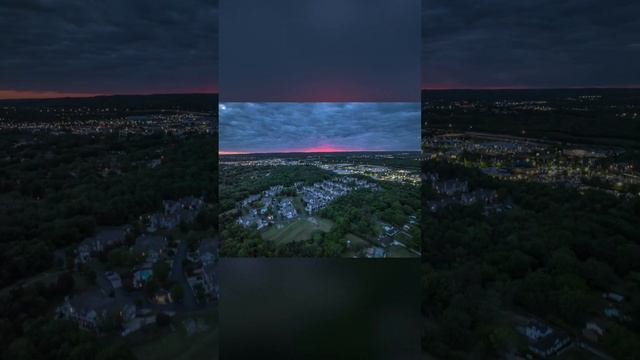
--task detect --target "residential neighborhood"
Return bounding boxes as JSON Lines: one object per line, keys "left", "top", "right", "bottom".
{"left": 236, "top": 176, "right": 379, "bottom": 231}
{"left": 54, "top": 196, "right": 218, "bottom": 340}
{"left": 424, "top": 172, "right": 511, "bottom": 214}
{"left": 142, "top": 196, "right": 206, "bottom": 233}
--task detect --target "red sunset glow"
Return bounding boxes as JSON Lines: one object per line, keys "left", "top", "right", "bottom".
{"left": 296, "top": 145, "right": 367, "bottom": 153}
{"left": 422, "top": 83, "right": 640, "bottom": 90}
{"left": 219, "top": 144, "right": 377, "bottom": 155}
{"left": 0, "top": 86, "right": 218, "bottom": 100}
{"left": 219, "top": 151, "right": 251, "bottom": 155}
{"left": 0, "top": 90, "right": 102, "bottom": 100}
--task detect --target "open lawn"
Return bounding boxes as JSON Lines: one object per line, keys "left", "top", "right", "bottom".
{"left": 130, "top": 309, "right": 218, "bottom": 360}
{"left": 292, "top": 196, "right": 305, "bottom": 212}
{"left": 262, "top": 217, "right": 333, "bottom": 244}
{"left": 395, "top": 231, "right": 414, "bottom": 243}
{"left": 386, "top": 245, "right": 419, "bottom": 258}
{"left": 556, "top": 346, "right": 601, "bottom": 360}
{"left": 342, "top": 250, "right": 358, "bottom": 258}
{"left": 341, "top": 233, "right": 372, "bottom": 258}
{"left": 344, "top": 233, "right": 371, "bottom": 248}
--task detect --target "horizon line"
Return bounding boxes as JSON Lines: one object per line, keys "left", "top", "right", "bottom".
{"left": 0, "top": 90, "right": 219, "bottom": 101}
{"left": 219, "top": 149, "right": 420, "bottom": 156}
{"left": 421, "top": 86, "right": 640, "bottom": 91}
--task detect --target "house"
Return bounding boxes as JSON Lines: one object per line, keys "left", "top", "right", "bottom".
{"left": 132, "top": 234, "right": 168, "bottom": 265}
{"left": 481, "top": 167, "right": 512, "bottom": 178}
{"left": 603, "top": 292, "right": 625, "bottom": 303}
{"left": 278, "top": 198, "right": 298, "bottom": 219}
{"left": 202, "top": 263, "right": 218, "bottom": 300}
{"left": 583, "top": 318, "right": 610, "bottom": 342}
{"left": 121, "top": 303, "right": 136, "bottom": 323}
{"left": 198, "top": 238, "right": 218, "bottom": 266}
{"left": 365, "top": 247, "right": 385, "bottom": 258}
{"left": 76, "top": 227, "right": 127, "bottom": 264}
{"left": 604, "top": 306, "right": 621, "bottom": 319}
{"left": 133, "top": 267, "right": 153, "bottom": 289}
{"left": 236, "top": 214, "right": 254, "bottom": 227}
{"left": 517, "top": 321, "right": 571, "bottom": 358}
{"left": 121, "top": 307, "right": 156, "bottom": 336}
{"left": 187, "top": 263, "right": 218, "bottom": 303}
{"left": 148, "top": 158, "right": 162, "bottom": 168}
{"left": 105, "top": 271, "right": 122, "bottom": 288}
{"left": 57, "top": 292, "right": 107, "bottom": 331}
{"left": 97, "top": 271, "right": 123, "bottom": 295}
{"left": 241, "top": 194, "right": 261, "bottom": 207}
{"left": 56, "top": 291, "right": 135, "bottom": 332}
{"left": 152, "top": 289, "right": 173, "bottom": 305}
{"left": 145, "top": 196, "right": 205, "bottom": 232}
{"left": 163, "top": 196, "right": 205, "bottom": 222}
{"left": 378, "top": 236, "right": 394, "bottom": 247}
{"left": 434, "top": 179, "right": 468, "bottom": 195}
{"left": 382, "top": 224, "right": 398, "bottom": 236}
{"left": 263, "top": 185, "right": 283, "bottom": 197}
{"left": 256, "top": 219, "right": 268, "bottom": 230}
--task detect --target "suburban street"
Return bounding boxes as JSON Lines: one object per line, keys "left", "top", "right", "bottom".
{"left": 170, "top": 239, "right": 197, "bottom": 310}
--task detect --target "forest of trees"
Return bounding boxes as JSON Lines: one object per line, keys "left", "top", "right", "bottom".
{"left": 320, "top": 183, "right": 421, "bottom": 250}
{"left": 422, "top": 161, "right": 640, "bottom": 358}
{"left": 0, "top": 132, "right": 218, "bottom": 289}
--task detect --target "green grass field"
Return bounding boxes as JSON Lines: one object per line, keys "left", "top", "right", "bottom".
{"left": 341, "top": 233, "right": 372, "bottom": 257}
{"left": 386, "top": 244, "right": 418, "bottom": 258}
{"left": 130, "top": 309, "right": 218, "bottom": 360}
{"left": 395, "top": 231, "right": 414, "bottom": 243}
{"left": 292, "top": 196, "right": 305, "bottom": 212}
{"left": 262, "top": 217, "right": 334, "bottom": 244}
{"left": 556, "top": 346, "right": 601, "bottom": 360}
{"left": 344, "top": 233, "right": 371, "bottom": 247}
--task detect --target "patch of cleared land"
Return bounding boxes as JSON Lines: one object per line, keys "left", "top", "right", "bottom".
{"left": 262, "top": 217, "right": 334, "bottom": 244}
{"left": 344, "top": 233, "right": 370, "bottom": 248}
{"left": 395, "top": 231, "right": 414, "bottom": 244}
{"left": 386, "top": 245, "right": 418, "bottom": 258}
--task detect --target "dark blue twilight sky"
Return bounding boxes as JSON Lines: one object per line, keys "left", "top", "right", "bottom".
{"left": 422, "top": 0, "right": 640, "bottom": 89}
{"left": 0, "top": 0, "right": 218, "bottom": 99}
{"left": 219, "top": 103, "right": 420, "bottom": 154}
{"left": 221, "top": 0, "right": 421, "bottom": 102}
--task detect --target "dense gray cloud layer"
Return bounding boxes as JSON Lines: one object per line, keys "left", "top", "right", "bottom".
{"left": 422, "top": 0, "right": 640, "bottom": 88}
{"left": 220, "top": 103, "right": 420, "bottom": 153}
{"left": 221, "top": 0, "right": 420, "bottom": 101}
{"left": 0, "top": 0, "right": 218, "bottom": 95}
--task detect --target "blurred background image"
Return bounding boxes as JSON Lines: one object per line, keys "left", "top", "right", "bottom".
{"left": 219, "top": 258, "right": 421, "bottom": 359}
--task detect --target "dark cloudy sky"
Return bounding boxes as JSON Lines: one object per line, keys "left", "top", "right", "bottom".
{"left": 219, "top": 103, "right": 420, "bottom": 154}
{"left": 423, "top": 0, "right": 640, "bottom": 89}
{"left": 221, "top": 0, "right": 420, "bottom": 102}
{"left": 0, "top": 0, "right": 218, "bottom": 99}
